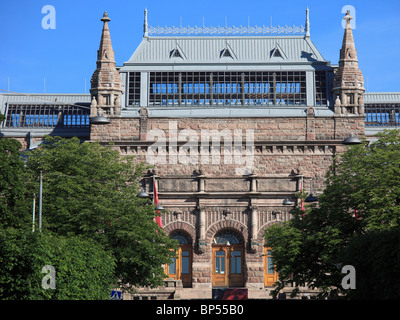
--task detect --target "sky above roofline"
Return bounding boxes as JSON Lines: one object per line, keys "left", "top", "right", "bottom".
{"left": 1, "top": 0, "right": 399, "bottom": 94}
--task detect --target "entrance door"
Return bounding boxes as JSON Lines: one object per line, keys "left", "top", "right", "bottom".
{"left": 264, "top": 247, "right": 279, "bottom": 286}
{"left": 166, "top": 232, "right": 192, "bottom": 287}
{"left": 211, "top": 230, "right": 244, "bottom": 288}
{"left": 212, "top": 245, "right": 244, "bottom": 287}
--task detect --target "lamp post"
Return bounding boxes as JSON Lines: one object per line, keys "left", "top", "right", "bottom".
{"left": 282, "top": 198, "right": 294, "bottom": 206}
{"left": 38, "top": 170, "right": 43, "bottom": 232}
{"left": 343, "top": 133, "right": 362, "bottom": 145}
{"left": 90, "top": 112, "right": 111, "bottom": 125}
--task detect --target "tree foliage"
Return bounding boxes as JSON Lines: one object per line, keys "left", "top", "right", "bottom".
{"left": 0, "top": 138, "right": 28, "bottom": 228}
{"left": 0, "top": 229, "right": 115, "bottom": 300}
{"left": 265, "top": 129, "right": 400, "bottom": 299}
{"left": 0, "top": 135, "right": 177, "bottom": 299}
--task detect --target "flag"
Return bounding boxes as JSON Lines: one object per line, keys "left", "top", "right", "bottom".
{"left": 300, "top": 176, "right": 305, "bottom": 214}
{"left": 153, "top": 177, "right": 163, "bottom": 228}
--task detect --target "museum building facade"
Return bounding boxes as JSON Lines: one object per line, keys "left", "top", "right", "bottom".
{"left": 2, "top": 8, "right": 395, "bottom": 299}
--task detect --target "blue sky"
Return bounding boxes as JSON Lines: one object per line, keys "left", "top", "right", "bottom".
{"left": 1, "top": 0, "right": 399, "bottom": 94}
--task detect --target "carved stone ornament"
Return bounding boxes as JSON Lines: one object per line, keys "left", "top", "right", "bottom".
{"left": 139, "top": 107, "right": 148, "bottom": 117}
{"left": 250, "top": 241, "right": 259, "bottom": 253}
{"left": 197, "top": 239, "right": 207, "bottom": 254}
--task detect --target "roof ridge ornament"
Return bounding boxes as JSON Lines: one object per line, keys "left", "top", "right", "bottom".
{"left": 305, "top": 7, "right": 310, "bottom": 38}
{"left": 144, "top": 8, "right": 148, "bottom": 37}
{"left": 147, "top": 23, "right": 305, "bottom": 36}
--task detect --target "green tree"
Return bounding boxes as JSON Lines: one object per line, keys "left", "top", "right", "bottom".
{"left": 265, "top": 129, "right": 400, "bottom": 299}
{"left": 22, "top": 136, "right": 177, "bottom": 290}
{"left": 0, "top": 228, "right": 115, "bottom": 300}
{"left": 341, "top": 229, "right": 400, "bottom": 300}
{"left": 0, "top": 137, "right": 28, "bottom": 228}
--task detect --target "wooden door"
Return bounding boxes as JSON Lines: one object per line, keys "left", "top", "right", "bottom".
{"left": 166, "top": 245, "right": 192, "bottom": 287}
{"left": 264, "top": 247, "right": 279, "bottom": 286}
{"left": 212, "top": 245, "right": 244, "bottom": 287}
{"left": 229, "top": 246, "right": 244, "bottom": 287}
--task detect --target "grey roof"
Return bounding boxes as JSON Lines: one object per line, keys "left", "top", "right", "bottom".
{"left": 364, "top": 92, "right": 400, "bottom": 104}
{"left": 124, "top": 36, "right": 327, "bottom": 66}
{"left": 0, "top": 93, "right": 91, "bottom": 115}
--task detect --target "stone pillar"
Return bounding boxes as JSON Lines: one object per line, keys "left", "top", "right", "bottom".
{"left": 197, "top": 205, "right": 206, "bottom": 253}
{"left": 249, "top": 205, "right": 258, "bottom": 252}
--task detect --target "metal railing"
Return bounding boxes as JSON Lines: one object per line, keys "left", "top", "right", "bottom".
{"left": 2, "top": 103, "right": 90, "bottom": 129}
{"left": 364, "top": 104, "right": 400, "bottom": 127}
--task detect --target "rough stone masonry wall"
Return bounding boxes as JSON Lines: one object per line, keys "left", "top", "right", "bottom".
{"left": 90, "top": 113, "right": 365, "bottom": 290}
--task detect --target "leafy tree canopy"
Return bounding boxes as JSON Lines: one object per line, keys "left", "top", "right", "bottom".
{"left": 265, "top": 129, "right": 400, "bottom": 299}
{"left": 0, "top": 135, "right": 177, "bottom": 298}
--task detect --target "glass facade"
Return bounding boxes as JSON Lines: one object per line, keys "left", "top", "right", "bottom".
{"left": 130, "top": 71, "right": 308, "bottom": 107}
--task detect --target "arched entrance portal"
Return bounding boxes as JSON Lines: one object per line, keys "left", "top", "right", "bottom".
{"left": 165, "top": 231, "right": 192, "bottom": 287}
{"left": 212, "top": 230, "right": 244, "bottom": 288}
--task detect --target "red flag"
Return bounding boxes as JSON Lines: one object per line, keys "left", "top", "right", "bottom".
{"left": 300, "top": 176, "right": 305, "bottom": 214}
{"left": 153, "top": 178, "right": 163, "bottom": 228}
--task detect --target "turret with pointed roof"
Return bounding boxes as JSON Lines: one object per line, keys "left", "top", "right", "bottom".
{"left": 333, "top": 10, "right": 365, "bottom": 115}
{"left": 90, "top": 12, "right": 122, "bottom": 117}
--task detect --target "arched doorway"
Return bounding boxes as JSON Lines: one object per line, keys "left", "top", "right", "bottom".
{"left": 165, "top": 231, "right": 192, "bottom": 287}
{"left": 212, "top": 229, "right": 244, "bottom": 288}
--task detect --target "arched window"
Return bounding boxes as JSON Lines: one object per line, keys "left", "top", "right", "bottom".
{"left": 170, "top": 231, "right": 192, "bottom": 245}
{"left": 213, "top": 229, "right": 244, "bottom": 245}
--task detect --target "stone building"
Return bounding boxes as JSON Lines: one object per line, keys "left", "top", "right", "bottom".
{"left": 89, "top": 9, "right": 364, "bottom": 299}
{"left": 0, "top": 9, "right": 398, "bottom": 299}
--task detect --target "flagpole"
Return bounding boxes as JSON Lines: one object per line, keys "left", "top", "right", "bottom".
{"left": 301, "top": 175, "right": 305, "bottom": 211}
{"left": 32, "top": 194, "right": 36, "bottom": 232}
{"left": 39, "top": 171, "right": 43, "bottom": 232}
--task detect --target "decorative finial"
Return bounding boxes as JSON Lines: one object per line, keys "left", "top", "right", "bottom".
{"left": 144, "top": 8, "right": 148, "bottom": 37}
{"left": 305, "top": 7, "right": 310, "bottom": 37}
{"left": 101, "top": 11, "right": 110, "bottom": 23}
{"left": 343, "top": 9, "right": 353, "bottom": 29}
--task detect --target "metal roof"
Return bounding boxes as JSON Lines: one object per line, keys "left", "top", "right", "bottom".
{"left": 364, "top": 92, "right": 400, "bottom": 104}
{"left": 124, "top": 36, "right": 327, "bottom": 66}
{"left": 0, "top": 93, "right": 91, "bottom": 115}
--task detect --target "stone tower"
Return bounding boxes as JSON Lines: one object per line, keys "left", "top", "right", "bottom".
{"left": 333, "top": 10, "right": 365, "bottom": 115}
{"left": 90, "top": 12, "right": 122, "bottom": 117}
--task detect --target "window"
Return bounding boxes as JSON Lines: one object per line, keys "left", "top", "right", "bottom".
{"left": 148, "top": 71, "right": 307, "bottom": 107}
{"left": 171, "top": 48, "right": 183, "bottom": 58}
{"left": 221, "top": 48, "right": 233, "bottom": 58}
{"left": 128, "top": 72, "right": 141, "bottom": 106}
{"left": 272, "top": 49, "right": 282, "bottom": 58}
{"left": 2, "top": 104, "right": 89, "bottom": 128}
{"left": 230, "top": 251, "right": 242, "bottom": 274}
{"left": 214, "top": 230, "right": 244, "bottom": 245}
{"left": 315, "top": 71, "right": 327, "bottom": 106}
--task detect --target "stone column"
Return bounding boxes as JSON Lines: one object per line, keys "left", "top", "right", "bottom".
{"left": 249, "top": 205, "right": 259, "bottom": 252}
{"left": 197, "top": 205, "right": 206, "bottom": 253}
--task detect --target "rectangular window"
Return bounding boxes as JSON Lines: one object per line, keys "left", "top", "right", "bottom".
{"left": 315, "top": 71, "right": 327, "bottom": 106}
{"left": 182, "top": 251, "right": 189, "bottom": 274}
{"left": 148, "top": 71, "right": 307, "bottom": 107}
{"left": 168, "top": 257, "right": 176, "bottom": 275}
{"left": 231, "top": 251, "right": 241, "bottom": 274}
{"left": 215, "top": 251, "right": 225, "bottom": 274}
{"left": 3, "top": 104, "right": 89, "bottom": 129}
{"left": 128, "top": 72, "right": 141, "bottom": 106}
